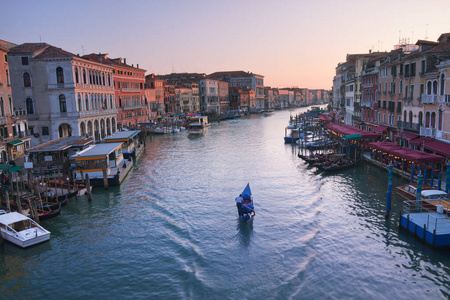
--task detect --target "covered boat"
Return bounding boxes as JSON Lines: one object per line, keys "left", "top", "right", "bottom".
{"left": 236, "top": 183, "right": 255, "bottom": 221}
{"left": 0, "top": 212, "right": 50, "bottom": 247}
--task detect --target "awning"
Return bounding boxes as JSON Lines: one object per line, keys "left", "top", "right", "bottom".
{"left": 374, "top": 125, "right": 388, "bottom": 133}
{"left": 389, "top": 148, "right": 445, "bottom": 163}
{"left": 424, "top": 140, "right": 450, "bottom": 158}
{"left": 368, "top": 141, "right": 402, "bottom": 153}
{"left": 409, "top": 137, "right": 434, "bottom": 146}
{"left": 0, "top": 164, "right": 23, "bottom": 173}
{"left": 400, "top": 132, "right": 419, "bottom": 140}
{"left": 7, "top": 139, "right": 24, "bottom": 147}
{"left": 342, "top": 134, "right": 362, "bottom": 140}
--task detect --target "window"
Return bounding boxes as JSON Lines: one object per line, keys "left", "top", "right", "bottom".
{"left": 56, "top": 67, "right": 64, "bottom": 84}
{"left": 23, "top": 72, "right": 31, "bottom": 87}
{"left": 4, "top": 54, "right": 8, "bottom": 63}
{"left": 405, "top": 64, "right": 410, "bottom": 77}
{"left": 59, "top": 94, "right": 67, "bottom": 112}
{"left": 431, "top": 112, "right": 436, "bottom": 128}
{"left": 421, "top": 60, "right": 425, "bottom": 74}
{"left": 26, "top": 98, "right": 34, "bottom": 114}
{"left": 42, "top": 127, "right": 49, "bottom": 136}
{"left": 399, "top": 81, "right": 403, "bottom": 95}
{"left": 29, "top": 126, "right": 34, "bottom": 135}
{"left": 420, "top": 84, "right": 424, "bottom": 96}
{"left": 85, "top": 95, "right": 89, "bottom": 111}
{"left": 410, "top": 85, "right": 414, "bottom": 100}
{"left": 83, "top": 70, "right": 87, "bottom": 84}
{"left": 411, "top": 63, "right": 416, "bottom": 77}
{"left": 441, "top": 74, "right": 445, "bottom": 96}
{"left": 6, "top": 70, "right": 10, "bottom": 86}
{"left": 21, "top": 56, "right": 29, "bottom": 65}
{"left": 75, "top": 68, "right": 79, "bottom": 84}
{"left": 0, "top": 97, "right": 4, "bottom": 116}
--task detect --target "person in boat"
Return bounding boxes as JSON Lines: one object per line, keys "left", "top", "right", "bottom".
{"left": 235, "top": 194, "right": 244, "bottom": 217}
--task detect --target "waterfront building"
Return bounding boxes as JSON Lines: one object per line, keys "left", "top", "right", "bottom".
{"left": 176, "top": 85, "right": 194, "bottom": 113}
{"left": 184, "top": 82, "right": 200, "bottom": 113}
{"left": 436, "top": 58, "right": 450, "bottom": 140}
{"left": 208, "top": 71, "right": 264, "bottom": 111}
{"left": 277, "top": 89, "right": 293, "bottom": 109}
{"left": 164, "top": 84, "right": 177, "bottom": 114}
{"left": 344, "top": 78, "right": 356, "bottom": 125}
{"left": 0, "top": 40, "right": 31, "bottom": 163}
{"left": 229, "top": 86, "right": 255, "bottom": 113}
{"left": 83, "top": 54, "right": 147, "bottom": 130}
{"left": 264, "top": 87, "right": 276, "bottom": 110}
{"left": 157, "top": 72, "right": 206, "bottom": 85}
{"left": 199, "top": 79, "right": 219, "bottom": 113}
{"left": 145, "top": 74, "right": 165, "bottom": 120}
{"left": 218, "top": 81, "right": 229, "bottom": 115}
{"left": 361, "top": 55, "right": 383, "bottom": 130}
{"left": 8, "top": 43, "right": 118, "bottom": 146}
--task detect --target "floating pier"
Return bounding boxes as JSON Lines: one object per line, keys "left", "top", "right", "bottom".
{"left": 399, "top": 200, "right": 450, "bottom": 248}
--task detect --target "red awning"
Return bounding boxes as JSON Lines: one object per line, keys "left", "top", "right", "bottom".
{"left": 374, "top": 125, "right": 388, "bottom": 133}
{"left": 368, "top": 142, "right": 402, "bottom": 153}
{"left": 424, "top": 140, "right": 450, "bottom": 158}
{"left": 390, "top": 148, "right": 445, "bottom": 163}
{"left": 327, "top": 123, "right": 380, "bottom": 139}
{"left": 409, "top": 137, "right": 434, "bottom": 146}
{"left": 318, "top": 115, "right": 332, "bottom": 123}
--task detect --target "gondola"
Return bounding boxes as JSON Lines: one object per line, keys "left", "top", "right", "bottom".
{"left": 236, "top": 183, "right": 255, "bottom": 222}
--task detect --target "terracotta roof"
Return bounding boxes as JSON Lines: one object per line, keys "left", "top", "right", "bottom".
{"left": 82, "top": 53, "right": 146, "bottom": 71}
{"left": 0, "top": 39, "right": 17, "bottom": 50}
{"left": 33, "top": 45, "right": 77, "bottom": 59}
{"left": 208, "top": 70, "right": 264, "bottom": 79}
{"left": 8, "top": 43, "right": 49, "bottom": 54}
{"left": 438, "top": 33, "right": 450, "bottom": 43}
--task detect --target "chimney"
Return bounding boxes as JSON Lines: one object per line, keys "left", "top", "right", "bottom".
{"left": 137, "top": 64, "right": 139, "bottom": 69}
{"left": 369, "top": 49, "right": 372, "bottom": 54}
{"left": 124, "top": 58, "right": 127, "bottom": 64}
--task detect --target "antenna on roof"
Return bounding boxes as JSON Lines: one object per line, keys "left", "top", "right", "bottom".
{"left": 425, "top": 24, "right": 428, "bottom": 40}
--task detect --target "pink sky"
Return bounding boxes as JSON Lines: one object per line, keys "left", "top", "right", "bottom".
{"left": 2, "top": 0, "right": 449, "bottom": 89}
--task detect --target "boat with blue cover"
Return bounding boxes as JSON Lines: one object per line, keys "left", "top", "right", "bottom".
{"left": 236, "top": 183, "right": 255, "bottom": 221}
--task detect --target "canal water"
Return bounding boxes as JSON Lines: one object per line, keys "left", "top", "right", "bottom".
{"left": 1, "top": 107, "right": 450, "bottom": 299}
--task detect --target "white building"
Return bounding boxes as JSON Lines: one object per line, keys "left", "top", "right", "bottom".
{"left": 8, "top": 43, "right": 118, "bottom": 146}
{"left": 199, "top": 79, "right": 219, "bottom": 113}
{"left": 344, "top": 80, "right": 355, "bottom": 125}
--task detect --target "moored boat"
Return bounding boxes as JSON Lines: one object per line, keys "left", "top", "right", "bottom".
{"left": 0, "top": 212, "right": 51, "bottom": 247}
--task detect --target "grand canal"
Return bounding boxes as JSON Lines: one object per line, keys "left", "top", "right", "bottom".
{"left": 1, "top": 107, "right": 450, "bottom": 299}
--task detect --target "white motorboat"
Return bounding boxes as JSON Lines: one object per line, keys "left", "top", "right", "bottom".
{"left": 0, "top": 212, "right": 51, "bottom": 248}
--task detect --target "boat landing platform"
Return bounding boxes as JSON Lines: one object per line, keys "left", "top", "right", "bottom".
{"left": 400, "top": 212, "right": 450, "bottom": 248}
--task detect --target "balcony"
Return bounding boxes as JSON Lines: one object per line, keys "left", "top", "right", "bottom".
{"left": 420, "top": 126, "right": 436, "bottom": 138}
{"left": 397, "top": 121, "right": 420, "bottom": 132}
{"left": 0, "top": 116, "right": 7, "bottom": 125}
{"left": 79, "top": 108, "right": 118, "bottom": 118}
{"left": 121, "top": 88, "right": 141, "bottom": 93}
{"left": 421, "top": 94, "right": 437, "bottom": 104}
{"left": 14, "top": 109, "right": 27, "bottom": 120}
{"left": 122, "top": 104, "right": 144, "bottom": 111}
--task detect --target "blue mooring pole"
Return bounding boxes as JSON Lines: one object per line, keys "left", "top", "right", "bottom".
{"left": 416, "top": 173, "right": 423, "bottom": 211}
{"left": 410, "top": 163, "right": 415, "bottom": 184}
{"left": 446, "top": 162, "right": 450, "bottom": 194}
{"left": 423, "top": 167, "right": 427, "bottom": 186}
{"left": 430, "top": 169, "right": 434, "bottom": 188}
{"left": 438, "top": 172, "right": 442, "bottom": 190}
{"left": 385, "top": 163, "right": 393, "bottom": 218}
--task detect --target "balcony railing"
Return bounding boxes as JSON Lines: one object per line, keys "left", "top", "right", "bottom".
{"left": 0, "top": 116, "right": 7, "bottom": 125}
{"left": 422, "top": 94, "right": 437, "bottom": 104}
{"left": 122, "top": 104, "right": 144, "bottom": 111}
{"left": 397, "top": 121, "right": 420, "bottom": 132}
{"left": 420, "top": 126, "right": 436, "bottom": 138}
{"left": 121, "top": 88, "right": 141, "bottom": 93}
{"left": 79, "top": 108, "right": 118, "bottom": 118}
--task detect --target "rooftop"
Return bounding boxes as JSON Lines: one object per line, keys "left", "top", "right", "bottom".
{"left": 72, "top": 142, "right": 123, "bottom": 159}
{"left": 104, "top": 130, "right": 141, "bottom": 141}
{"left": 28, "top": 136, "right": 93, "bottom": 152}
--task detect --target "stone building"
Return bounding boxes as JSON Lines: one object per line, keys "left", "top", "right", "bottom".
{"left": 8, "top": 43, "right": 118, "bottom": 146}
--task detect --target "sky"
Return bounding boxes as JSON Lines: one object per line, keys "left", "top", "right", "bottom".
{"left": 1, "top": 0, "right": 449, "bottom": 89}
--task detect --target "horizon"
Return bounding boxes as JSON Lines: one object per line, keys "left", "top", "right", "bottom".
{"left": 2, "top": 0, "right": 449, "bottom": 89}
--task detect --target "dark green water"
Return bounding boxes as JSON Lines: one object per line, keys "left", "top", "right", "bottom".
{"left": 1, "top": 107, "right": 450, "bottom": 299}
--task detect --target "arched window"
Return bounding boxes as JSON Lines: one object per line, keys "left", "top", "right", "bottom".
{"left": 427, "top": 81, "right": 432, "bottom": 95}
{"left": 78, "top": 94, "right": 82, "bottom": 111}
{"left": 425, "top": 111, "right": 430, "bottom": 127}
{"left": 433, "top": 81, "right": 438, "bottom": 95}
{"left": 56, "top": 67, "right": 64, "bottom": 84}
{"left": 441, "top": 74, "right": 445, "bottom": 96}
{"left": 83, "top": 70, "right": 87, "bottom": 84}
{"left": 75, "top": 68, "right": 79, "bottom": 84}
{"left": 26, "top": 98, "right": 34, "bottom": 114}
{"left": 110, "top": 95, "right": 113, "bottom": 109}
{"left": 439, "top": 110, "right": 443, "bottom": 131}
{"left": 59, "top": 94, "right": 67, "bottom": 113}
{"left": 431, "top": 112, "right": 436, "bottom": 128}
{"left": 403, "top": 110, "right": 407, "bottom": 122}
{"left": 418, "top": 112, "right": 423, "bottom": 126}
{"left": 23, "top": 72, "right": 31, "bottom": 87}
{"left": 409, "top": 111, "right": 413, "bottom": 124}
{"left": 85, "top": 94, "right": 89, "bottom": 111}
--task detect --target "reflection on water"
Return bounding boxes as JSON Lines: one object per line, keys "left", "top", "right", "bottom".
{"left": 1, "top": 107, "right": 450, "bottom": 298}
{"left": 236, "top": 220, "right": 253, "bottom": 248}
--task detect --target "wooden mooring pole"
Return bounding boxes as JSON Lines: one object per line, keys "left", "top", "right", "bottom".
{"left": 85, "top": 174, "right": 92, "bottom": 201}
{"left": 102, "top": 166, "right": 109, "bottom": 190}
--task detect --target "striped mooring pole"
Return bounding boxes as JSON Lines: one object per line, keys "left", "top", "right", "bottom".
{"left": 416, "top": 173, "right": 423, "bottom": 211}
{"left": 410, "top": 163, "right": 415, "bottom": 184}
{"left": 446, "top": 162, "right": 450, "bottom": 194}
{"left": 438, "top": 172, "right": 442, "bottom": 190}
{"left": 430, "top": 169, "right": 434, "bottom": 188}
{"left": 385, "top": 163, "right": 393, "bottom": 218}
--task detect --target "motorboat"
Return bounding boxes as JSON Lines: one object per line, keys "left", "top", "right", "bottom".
{"left": 0, "top": 212, "right": 51, "bottom": 248}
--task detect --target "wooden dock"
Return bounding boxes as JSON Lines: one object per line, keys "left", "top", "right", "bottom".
{"left": 400, "top": 212, "right": 450, "bottom": 248}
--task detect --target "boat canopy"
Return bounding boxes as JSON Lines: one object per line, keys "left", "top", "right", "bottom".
{"left": 241, "top": 183, "right": 251, "bottom": 200}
